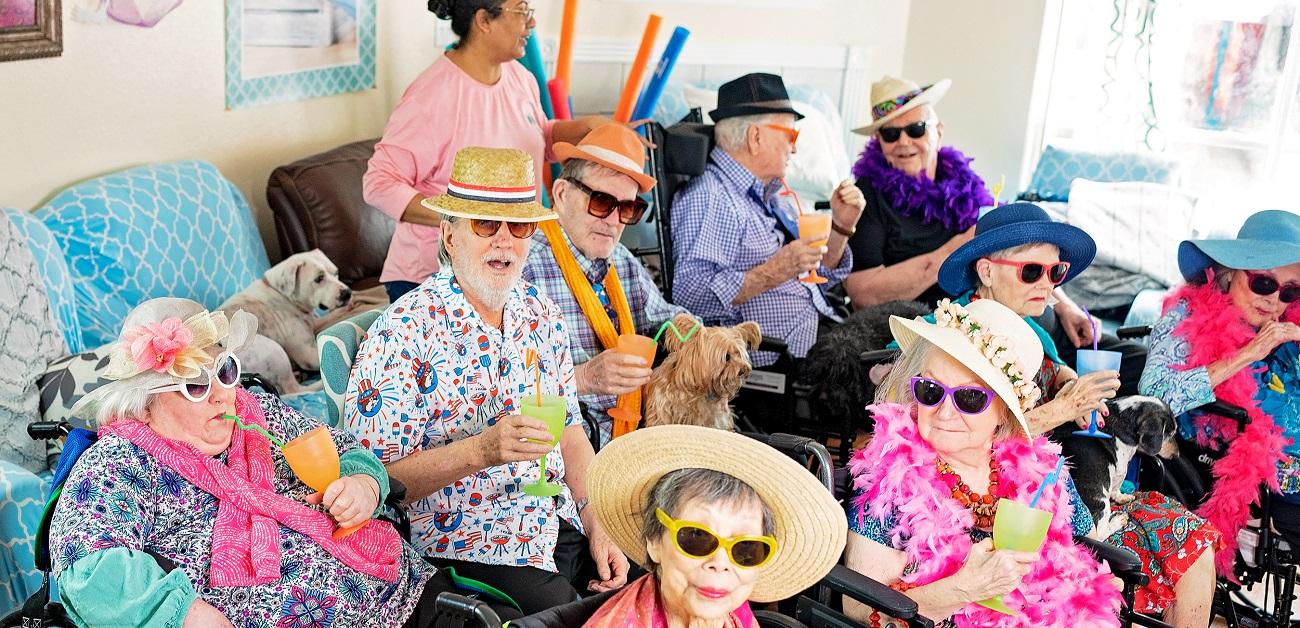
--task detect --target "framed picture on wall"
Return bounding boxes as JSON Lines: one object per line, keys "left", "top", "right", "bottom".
{"left": 224, "top": 0, "right": 375, "bottom": 110}
{"left": 0, "top": 0, "right": 62, "bottom": 62}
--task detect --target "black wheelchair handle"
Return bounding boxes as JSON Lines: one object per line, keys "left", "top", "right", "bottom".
{"left": 433, "top": 591, "right": 502, "bottom": 626}
{"left": 758, "top": 336, "right": 788, "bottom": 353}
{"left": 1075, "top": 536, "right": 1148, "bottom": 586}
{"left": 813, "top": 201, "right": 831, "bottom": 211}
{"left": 860, "top": 349, "right": 899, "bottom": 366}
{"left": 27, "top": 421, "right": 70, "bottom": 441}
{"left": 1115, "top": 325, "right": 1152, "bottom": 339}
{"left": 1203, "top": 400, "right": 1249, "bottom": 424}
{"left": 823, "top": 564, "right": 932, "bottom": 626}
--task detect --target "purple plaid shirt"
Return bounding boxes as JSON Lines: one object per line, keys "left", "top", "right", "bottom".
{"left": 522, "top": 228, "right": 686, "bottom": 444}
{"left": 670, "top": 148, "right": 851, "bottom": 365}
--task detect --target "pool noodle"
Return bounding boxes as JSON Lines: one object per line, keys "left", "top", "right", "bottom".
{"left": 613, "top": 14, "right": 662, "bottom": 123}
{"left": 555, "top": 0, "right": 579, "bottom": 89}
{"left": 521, "top": 32, "right": 555, "bottom": 120}
{"left": 631, "top": 26, "right": 690, "bottom": 123}
{"left": 548, "top": 79, "right": 572, "bottom": 120}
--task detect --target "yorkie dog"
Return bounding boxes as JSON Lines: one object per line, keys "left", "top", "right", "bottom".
{"left": 644, "top": 313, "right": 761, "bottom": 431}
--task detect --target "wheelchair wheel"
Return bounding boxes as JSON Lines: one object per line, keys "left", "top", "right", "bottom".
{"left": 0, "top": 601, "right": 70, "bottom": 627}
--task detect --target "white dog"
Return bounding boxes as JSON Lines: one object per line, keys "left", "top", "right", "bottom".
{"left": 220, "top": 250, "right": 359, "bottom": 394}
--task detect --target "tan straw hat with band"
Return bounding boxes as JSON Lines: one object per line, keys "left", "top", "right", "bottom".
{"left": 587, "top": 424, "right": 846, "bottom": 603}
{"left": 422, "top": 146, "right": 558, "bottom": 222}
{"left": 852, "top": 75, "right": 951, "bottom": 136}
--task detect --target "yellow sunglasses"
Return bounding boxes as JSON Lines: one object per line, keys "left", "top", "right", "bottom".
{"left": 655, "top": 508, "right": 778, "bottom": 569}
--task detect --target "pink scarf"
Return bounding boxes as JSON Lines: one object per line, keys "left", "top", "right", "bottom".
{"left": 583, "top": 574, "right": 756, "bottom": 628}
{"left": 1163, "top": 283, "right": 1300, "bottom": 575}
{"left": 101, "top": 389, "right": 402, "bottom": 586}
{"left": 849, "top": 402, "right": 1122, "bottom": 627}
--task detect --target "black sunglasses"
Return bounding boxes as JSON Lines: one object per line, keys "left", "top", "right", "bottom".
{"left": 1245, "top": 271, "right": 1300, "bottom": 303}
{"left": 563, "top": 178, "right": 649, "bottom": 225}
{"left": 878, "top": 120, "right": 931, "bottom": 143}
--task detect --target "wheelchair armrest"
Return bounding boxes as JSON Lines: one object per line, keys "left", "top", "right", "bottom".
{"left": 1115, "top": 325, "right": 1152, "bottom": 340}
{"left": 382, "top": 478, "right": 412, "bottom": 541}
{"left": 859, "top": 349, "right": 899, "bottom": 367}
{"left": 433, "top": 592, "right": 502, "bottom": 627}
{"left": 759, "top": 336, "right": 789, "bottom": 354}
{"left": 822, "top": 564, "right": 933, "bottom": 627}
{"left": 753, "top": 610, "right": 808, "bottom": 628}
{"left": 27, "top": 421, "right": 70, "bottom": 441}
{"left": 1200, "top": 400, "right": 1249, "bottom": 425}
{"left": 240, "top": 372, "right": 281, "bottom": 397}
{"left": 1075, "top": 536, "right": 1148, "bottom": 587}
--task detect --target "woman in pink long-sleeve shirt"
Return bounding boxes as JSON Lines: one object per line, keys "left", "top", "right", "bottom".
{"left": 366, "top": 0, "right": 604, "bottom": 301}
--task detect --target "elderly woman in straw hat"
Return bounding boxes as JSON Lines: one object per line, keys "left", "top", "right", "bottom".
{"left": 846, "top": 298, "right": 1123, "bottom": 626}
{"left": 1141, "top": 210, "right": 1300, "bottom": 574}
{"left": 346, "top": 146, "right": 626, "bottom": 618}
{"left": 48, "top": 298, "right": 456, "bottom": 628}
{"left": 584, "top": 424, "right": 846, "bottom": 627}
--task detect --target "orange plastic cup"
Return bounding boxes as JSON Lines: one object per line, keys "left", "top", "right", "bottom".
{"left": 283, "top": 426, "right": 364, "bottom": 540}
{"left": 606, "top": 334, "right": 657, "bottom": 434}
{"left": 797, "top": 212, "right": 833, "bottom": 284}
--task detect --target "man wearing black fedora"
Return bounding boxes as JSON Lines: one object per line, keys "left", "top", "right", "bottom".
{"left": 670, "top": 73, "right": 866, "bottom": 366}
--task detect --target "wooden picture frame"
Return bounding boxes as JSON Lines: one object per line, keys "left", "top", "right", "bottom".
{"left": 0, "top": 0, "right": 61, "bottom": 62}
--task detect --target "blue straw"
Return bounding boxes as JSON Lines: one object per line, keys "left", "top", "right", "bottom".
{"left": 1029, "top": 456, "right": 1065, "bottom": 509}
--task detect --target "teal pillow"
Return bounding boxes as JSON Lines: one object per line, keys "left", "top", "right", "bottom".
{"left": 1025, "top": 145, "right": 1179, "bottom": 202}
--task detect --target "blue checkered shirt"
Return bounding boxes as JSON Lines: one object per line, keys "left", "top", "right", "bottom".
{"left": 670, "top": 148, "right": 851, "bottom": 366}
{"left": 522, "top": 228, "right": 686, "bottom": 443}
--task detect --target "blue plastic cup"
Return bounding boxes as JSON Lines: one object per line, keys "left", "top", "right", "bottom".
{"left": 1073, "top": 349, "right": 1122, "bottom": 438}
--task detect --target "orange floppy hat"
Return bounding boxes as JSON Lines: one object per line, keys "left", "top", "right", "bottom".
{"left": 553, "top": 123, "right": 657, "bottom": 193}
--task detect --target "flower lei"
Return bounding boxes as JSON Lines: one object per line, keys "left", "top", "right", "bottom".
{"left": 932, "top": 299, "right": 1042, "bottom": 411}
{"left": 103, "top": 311, "right": 230, "bottom": 381}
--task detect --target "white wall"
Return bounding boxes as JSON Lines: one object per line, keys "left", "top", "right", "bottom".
{"left": 902, "top": 0, "right": 1053, "bottom": 195}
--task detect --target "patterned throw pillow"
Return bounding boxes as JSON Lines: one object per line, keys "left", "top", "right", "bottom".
{"left": 37, "top": 348, "right": 112, "bottom": 429}
{"left": 1024, "top": 145, "right": 1181, "bottom": 202}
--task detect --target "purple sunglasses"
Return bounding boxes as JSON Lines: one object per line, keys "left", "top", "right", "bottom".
{"left": 910, "top": 376, "right": 995, "bottom": 414}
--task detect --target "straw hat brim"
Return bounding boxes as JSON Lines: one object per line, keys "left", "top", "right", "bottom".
{"left": 553, "top": 142, "right": 657, "bottom": 193}
{"left": 888, "top": 315, "right": 1031, "bottom": 436}
{"left": 587, "top": 425, "right": 846, "bottom": 603}
{"left": 852, "top": 78, "right": 952, "bottom": 136}
{"left": 421, "top": 195, "right": 558, "bottom": 222}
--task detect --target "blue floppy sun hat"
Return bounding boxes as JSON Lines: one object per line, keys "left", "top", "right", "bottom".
{"left": 1178, "top": 210, "right": 1300, "bottom": 283}
{"left": 937, "top": 202, "right": 1097, "bottom": 297}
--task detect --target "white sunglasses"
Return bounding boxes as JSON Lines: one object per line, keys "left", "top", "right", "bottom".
{"left": 148, "top": 353, "right": 242, "bottom": 403}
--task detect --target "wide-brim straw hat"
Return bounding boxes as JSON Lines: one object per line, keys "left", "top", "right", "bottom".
{"left": 852, "top": 76, "right": 951, "bottom": 136}
{"left": 421, "top": 147, "right": 558, "bottom": 222}
{"left": 889, "top": 298, "right": 1044, "bottom": 436}
{"left": 1178, "top": 209, "right": 1300, "bottom": 282}
{"left": 588, "top": 424, "right": 846, "bottom": 603}
{"left": 553, "top": 123, "right": 657, "bottom": 193}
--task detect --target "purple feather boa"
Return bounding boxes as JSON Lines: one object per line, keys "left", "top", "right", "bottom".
{"left": 851, "top": 139, "right": 992, "bottom": 231}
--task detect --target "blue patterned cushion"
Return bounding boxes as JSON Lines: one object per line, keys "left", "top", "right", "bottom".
{"left": 0, "top": 461, "right": 50, "bottom": 614}
{"left": 3, "top": 210, "right": 82, "bottom": 354}
{"left": 34, "top": 161, "right": 270, "bottom": 349}
{"left": 318, "top": 308, "right": 384, "bottom": 427}
{"left": 1025, "top": 145, "right": 1180, "bottom": 202}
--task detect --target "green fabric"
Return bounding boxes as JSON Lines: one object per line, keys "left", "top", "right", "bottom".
{"left": 887, "top": 292, "right": 1064, "bottom": 365}
{"left": 340, "top": 447, "right": 390, "bottom": 516}
{"left": 60, "top": 547, "right": 197, "bottom": 628}
{"left": 318, "top": 308, "right": 384, "bottom": 427}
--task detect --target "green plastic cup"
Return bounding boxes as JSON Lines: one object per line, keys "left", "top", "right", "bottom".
{"left": 975, "top": 498, "right": 1052, "bottom": 615}
{"left": 520, "top": 394, "right": 567, "bottom": 497}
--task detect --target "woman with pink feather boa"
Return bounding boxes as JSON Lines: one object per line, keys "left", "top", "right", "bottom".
{"left": 844, "top": 298, "right": 1122, "bottom": 627}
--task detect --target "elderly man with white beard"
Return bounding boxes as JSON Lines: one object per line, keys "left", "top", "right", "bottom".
{"left": 345, "top": 147, "right": 625, "bottom": 619}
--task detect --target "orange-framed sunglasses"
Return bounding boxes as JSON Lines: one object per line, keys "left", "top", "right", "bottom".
{"left": 655, "top": 508, "right": 778, "bottom": 569}
{"left": 763, "top": 124, "right": 800, "bottom": 145}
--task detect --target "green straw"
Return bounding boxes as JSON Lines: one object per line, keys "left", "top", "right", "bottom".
{"left": 221, "top": 414, "right": 286, "bottom": 448}
{"left": 653, "top": 319, "right": 701, "bottom": 344}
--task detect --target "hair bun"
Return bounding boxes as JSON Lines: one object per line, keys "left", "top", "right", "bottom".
{"left": 428, "top": 0, "right": 455, "bottom": 19}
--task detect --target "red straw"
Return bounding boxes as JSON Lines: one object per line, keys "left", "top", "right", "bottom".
{"left": 526, "top": 349, "right": 542, "bottom": 406}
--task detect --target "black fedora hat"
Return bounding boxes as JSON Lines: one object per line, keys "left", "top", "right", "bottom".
{"left": 708, "top": 73, "right": 805, "bottom": 123}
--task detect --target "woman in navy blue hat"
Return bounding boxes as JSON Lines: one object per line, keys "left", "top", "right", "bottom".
{"left": 1141, "top": 210, "right": 1300, "bottom": 577}
{"left": 930, "top": 202, "right": 1219, "bottom": 625}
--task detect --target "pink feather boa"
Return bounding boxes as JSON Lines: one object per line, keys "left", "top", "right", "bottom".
{"left": 1162, "top": 283, "right": 1300, "bottom": 576}
{"left": 848, "top": 402, "right": 1121, "bottom": 627}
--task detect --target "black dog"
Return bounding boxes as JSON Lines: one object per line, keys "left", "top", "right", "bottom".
{"left": 799, "top": 300, "right": 931, "bottom": 426}
{"left": 1054, "top": 395, "right": 1179, "bottom": 537}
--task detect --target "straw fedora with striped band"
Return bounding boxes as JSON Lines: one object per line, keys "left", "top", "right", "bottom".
{"left": 587, "top": 424, "right": 846, "bottom": 603}
{"left": 852, "top": 76, "right": 952, "bottom": 136}
{"left": 421, "top": 147, "right": 558, "bottom": 222}
{"left": 554, "top": 123, "right": 657, "bottom": 193}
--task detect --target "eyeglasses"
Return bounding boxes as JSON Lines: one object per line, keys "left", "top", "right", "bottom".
{"left": 986, "top": 258, "right": 1071, "bottom": 285}
{"left": 763, "top": 124, "right": 800, "bottom": 145}
{"left": 1244, "top": 271, "right": 1300, "bottom": 303}
{"left": 149, "top": 353, "right": 241, "bottom": 403}
{"left": 911, "top": 376, "right": 995, "bottom": 415}
{"left": 469, "top": 219, "right": 538, "bottom": 239}
{"left": 878, "top": 120, "right": 931, "bottom": 143}
{"left": 503, "top": 5, "right": 534, "bottom": 21}
{"left": 562, "top": 178, "right": 649, "bottom": 225}
{"left": 654, "top": 508, "right": 778, "bottom": 569}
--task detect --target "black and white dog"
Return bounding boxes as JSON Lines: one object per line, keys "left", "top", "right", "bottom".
{"left": 1054, "top": 396, "right": 1180, "bottom": 539}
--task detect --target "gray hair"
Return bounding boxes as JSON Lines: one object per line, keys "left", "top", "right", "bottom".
{"left": 715, "top": 113, "right": 782, "bottom": 152}
{"left": 88, "top": 386, "right": 153, "bottom": 428}
{"left": 557, "top": 158, "right": 623, "bottom": 185}
{"left": 437, "top": 214, "right": 461, "bottom": 268}
{"left": 877, "top": 338, "right": 1021, "bottom": 440}
{"left": 641, "top": 468, "right": 775, "bottom": 558}
{"left": 1188, "top": 262, "right": 1234, "bottom": 292}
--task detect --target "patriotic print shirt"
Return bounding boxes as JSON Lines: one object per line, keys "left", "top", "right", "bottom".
{"left": 344, "top": 270, "right": 581, "bottom": 571}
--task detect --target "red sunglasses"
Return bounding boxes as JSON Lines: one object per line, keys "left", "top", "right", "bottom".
{"left": 1244, "top": 271, "right": 1300, "bottom": 303}
{"left": 986, "top": 258, "right": 1071, "bottom": 285}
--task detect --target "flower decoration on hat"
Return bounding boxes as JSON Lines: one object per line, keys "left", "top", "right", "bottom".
{"left": 933, "top": 299, "right": 1041, "bottom": 411}
{"left": 104, "top": 311, "right": 231, "bottom": 381}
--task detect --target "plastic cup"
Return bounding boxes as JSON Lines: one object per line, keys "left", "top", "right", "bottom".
{"left": 797, "top": 212, "right": 833, "bottom": 284}
{"left": 606, "top": 334, "right": 657, "bottom": 436}
{"left": 283, "top": 426, "right": 365, "bottom": 539}
{"left": 1072, "top": 349, "right": 1122, "bottom": 439}
{"left": 521, "top": 394, "right": 568, "bottom": 497}
{"left": 976, "top": 498, "right": 1053, "bottom": 615}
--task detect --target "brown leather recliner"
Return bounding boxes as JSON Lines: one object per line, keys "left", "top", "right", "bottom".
{"left": 267, "top": 139, "right": 395, "bottom": 289}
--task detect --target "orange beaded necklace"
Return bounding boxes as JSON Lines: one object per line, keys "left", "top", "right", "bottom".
{"left": 936, "top": 458, "right": 1000, "bottom": 530}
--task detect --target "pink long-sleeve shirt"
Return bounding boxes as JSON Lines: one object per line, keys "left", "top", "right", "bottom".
{"left": 364, "top": 55, "right": 556, "bottom": 284}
